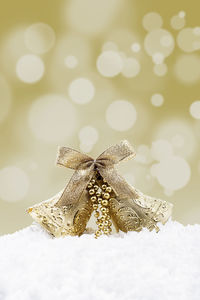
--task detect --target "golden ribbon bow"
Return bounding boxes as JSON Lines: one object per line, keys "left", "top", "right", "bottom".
{"left": 56, "top": 140, "right": 138, "bottom": 208}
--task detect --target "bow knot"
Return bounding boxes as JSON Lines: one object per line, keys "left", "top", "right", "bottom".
{"left": 56, "top": 140, "right": 137, "bottom": 207}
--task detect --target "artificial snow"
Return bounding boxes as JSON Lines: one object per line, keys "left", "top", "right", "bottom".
{"left": 0, "top": 220, "right": 200, "bottom": 300}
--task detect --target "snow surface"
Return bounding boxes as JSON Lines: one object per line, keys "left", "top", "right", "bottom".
{"left": 0, "top": 220, "right": 200, "bottom": 300}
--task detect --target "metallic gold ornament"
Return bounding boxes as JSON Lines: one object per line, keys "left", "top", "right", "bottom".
{"left": 92, "top": 204, "right": 98, "bottom": 210}
{"left": 96, "top": 191, "right": 101, "bottom": 197}
{"left": 27, "top": 140, "right": 173, "bottom": 238}
{"left": 93, "top": 185, "right": 99, "bottom": 191}
{"left": 90, "top": 196, "right": 97, "bottom": 203}
{"left": 97, "top": 198, "right": 102, "bottom": 204}
{"left": 100, "top": 207, "right": 107, "bottom": 213}
{"left": 106, "top": 187, "right": 112, "bottom": 193}
{"left": 103, "top": 192, "right": 110, "bottom": 200}
{"left": 101, "top": 199, "right": 109, "bottom": 206}
{"left": 89, "top": 189, "right": 95, "bottom": 195}
{"left": 87, "top": 183, "right": 93, "bottom": 189}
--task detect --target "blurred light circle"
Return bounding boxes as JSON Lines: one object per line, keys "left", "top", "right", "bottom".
{"left": 106, "top": 100, "right": 137, "bottom": 131}
{"left": 153, "top": 119, "right": 196, "bottom": 159}
{"left": 16, "top": 54, "right": 45, "bottom": 83}
{"left": 102, "top": 41, "right": 118, "bottom": 52}
{"left": 142, "top": 12, "right": 163, "bottom": 32}
{"left": 190, "top": 101, "right": 200, "bottom": 119}
{"left": 151, "top": 93, "right": 164, "bottom": 107}
{"left": 193, "top": 27, "right": 200, "bottom": 35}
{"left": 79, "top": 126, "right": 98, "bottom": 144}
{"left": 49, "top": 35, "right": 92, "bottom": 88}
{"left": 174, "top": 54, "right": 200, "bottom": 84}
{"left": 179, "top": 11, "right": 186, "bottom": 18}
{"left": 144, "top": 29, "right": 175, "bottom": 58}
{"left": 0, "top": 74, "right": 12, "bottom": 123}
{"left": 66, "top": 0, "right": 122, "bottom": 35}
{"left": 160, "top": 35, "right": 174, "bottom": 47}
{"left": 97, "top": 51, "right": 123, "bottom": 77}
{"left": 177, "top": 28, "right": 200, "bottom": 52}
{"left": 154, "top": 156, "right": 191, "bottom": 191}
{"left": 24, "top": 23, "right": 56, "bottom": 54}
{"left": 0, "top": 166, "right": 30, "bottom": 202}
{"left": 153, "top": 63, "right": 168, "bottom": 76}
{"left": 79, "top": 142, "right": 94, "bottom": 153}
{"left": 171, "top": 134, "right": 185, "bottom": 148}
{"left": 170, "top": 15, "right": 185, "bottom": 30}
{"left": 151, "top": 139, "right": 173, "bottom": 161}
{"left": 121, "top": 57, "right": 141, "bottom": 78}
{"left": 69, "top": 78, "right": 95, "bottom": 104}
{"left": 193, "top": 41, "right": 200, "bottom": 50}
{"left": 131, "top": 43, "right": 141, "bottom": 52}
{"left": 135, "top": 144, "right": 153, "bottom": 164}
{"left": 152, "top": 52, "right": 164, "bottom": 64}
{"left": 64, "top": 55, "right": 78, "bottom": 68}
{"left": 29, "top": 94, "right": 77, "bottom": 143}
{"left": 0, "top": 26, "right": 28, "bottom": 77}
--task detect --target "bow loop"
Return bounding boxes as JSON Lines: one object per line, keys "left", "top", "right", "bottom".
{"left": 97, "top": 140, "right": 136, "bottom": 164}
{"left": 56, "top": 140, "right": 137, "bottom": 207}
{"left": 56, "top": 147, "right": 93, "bottom": 170}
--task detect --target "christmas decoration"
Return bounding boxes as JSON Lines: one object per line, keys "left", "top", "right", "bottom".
{"left": 27, "top": 140, "right": 173, "bottom": 238}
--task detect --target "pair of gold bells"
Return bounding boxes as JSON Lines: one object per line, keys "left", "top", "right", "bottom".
{"left": 27, "top": 141, "right": 173, "bottom": 238}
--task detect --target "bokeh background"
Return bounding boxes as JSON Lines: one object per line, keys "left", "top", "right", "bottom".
{"left": 0, "top": 0, "right": 200, "bottom": 235}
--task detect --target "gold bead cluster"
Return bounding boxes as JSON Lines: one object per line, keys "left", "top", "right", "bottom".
{"left": 87, "top": 178, "right": 112, "bottom": 238}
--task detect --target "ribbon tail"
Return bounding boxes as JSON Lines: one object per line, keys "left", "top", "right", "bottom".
{"left": 98, "top": 166, "right": 151, "bottom": 220}
{"left": 98, "top": 166, "right": 138, "bottom": 199}
{"left": 56, "top": 167, "right": 94, "bottom": 207}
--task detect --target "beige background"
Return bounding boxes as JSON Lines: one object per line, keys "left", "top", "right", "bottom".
{"left": 0, "top": 0, "right": 200, "bottom": 235}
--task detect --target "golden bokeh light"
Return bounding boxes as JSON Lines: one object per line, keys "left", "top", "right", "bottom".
{"left": 153, "top": 119, "right": 196, "bottom": 159}
{"left": 29, "top": 94, "right": 77, "bottom": 143}
{"left": 177, "top": 28, "right": 200, "bottom": 52}
{"left": 97, "top": 50, "right": 123, "bottom": 77}
{"left": 153, "top": 63, "right": 168, "bottom": 76}
{"left": 170, "top": 14, "right": 186, "bottom": 30}
{"left": 79, "top": 126, "right": 99, "bottom": 153}
{"left": 151, "top": 140, "right": 173, "bottom": 161}
{"left": 24, "top": 23, "right": 56, "bottom": 54}
{"left": 190, "top": 101, "right": 200, "bottom": 119}
{"left": 144, "top": 29, "right": 175, "bottom": 59}
{"left": 16, "top": 54, "right": 45, "bottom": 83}
{"left": 131, "top": 43, "right": 141, "bottom": 53}
{"left": 64, "top": 55, "right": 78, "bottom": 69}
{"left": 174, "top": 54, "right": 200, "bottom": 84}
{"left": 152, "top": 156, "right": 191, "bottom": 191}
{"left": 151, "top": 93, "right": 164, "bottom": 107}
{"left": 106, "top": 100, "right": 137, "bottom": 131}
{"left": 68, "top": 77, "right": 95, "bottom": 104}
{"left": 142, "top": 12, "right": 163, "bottom": 32}
{"left": 66, "top": 0, "right": 122, "bottom": 35}
{"left": 121, "top": 57, "right": 141, "bottom": 78}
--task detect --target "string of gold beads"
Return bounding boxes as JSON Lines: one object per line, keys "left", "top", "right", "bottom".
{"left": 87, "top": 177, "right": 113, "bottom": 238}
